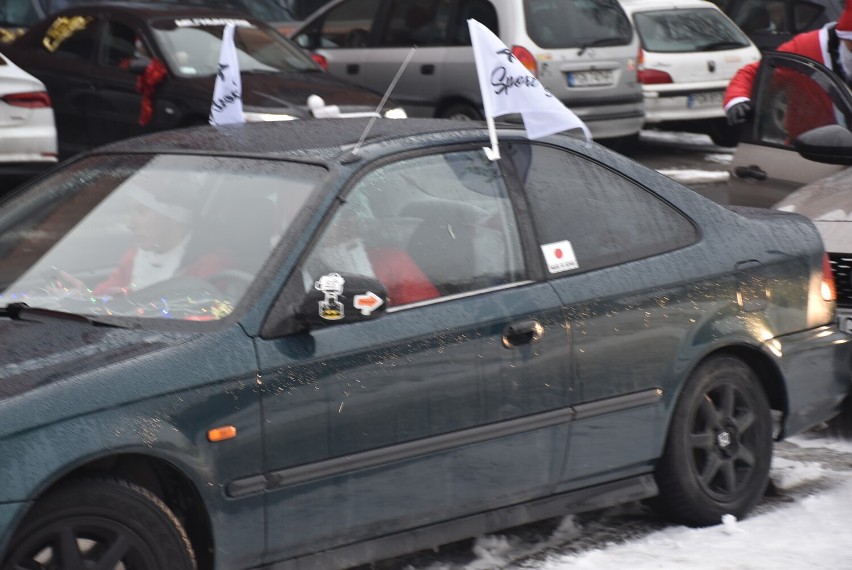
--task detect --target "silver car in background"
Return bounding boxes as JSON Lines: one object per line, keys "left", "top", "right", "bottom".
{"left": 290, "top": 0, "right": 645, "bottom": 143}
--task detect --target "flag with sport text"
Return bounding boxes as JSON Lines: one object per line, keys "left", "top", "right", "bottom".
{"left": 209, "top": 23, "right": 244, "bottom": 125}
{"left": 467, "top": 19, "right": 591, "bottom": 141}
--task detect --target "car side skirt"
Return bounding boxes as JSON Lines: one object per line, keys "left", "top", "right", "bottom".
{"left": 263, "top": 474, "right": 658, "bottom": 570}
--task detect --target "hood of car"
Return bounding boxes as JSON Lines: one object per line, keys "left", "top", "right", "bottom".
{"left": 0, "top": 318, "right": 187, "bottom": 402}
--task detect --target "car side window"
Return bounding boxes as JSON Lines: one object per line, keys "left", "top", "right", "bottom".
{"left": 294, "top": 0, "right": 380, "bottom": 49}
{"left": 506, "top": 143, "right": 696, "bottom": 274}
{"left": 300, "top": 150, "right": 526, "bottom": 306}
{"left": 755, "top": 59, "right": 852, "bottom": 146}
{"left": 103, "top": 21, "right": 139, "bottom": 68}
{"left": 377, "top": 0, "right": 449, "bottom": 47}
{"left": 41, "top": 15, "right": 98, "bottom": 60}
{"left": 453, "top": 0, "right": 498, "bottom": 45}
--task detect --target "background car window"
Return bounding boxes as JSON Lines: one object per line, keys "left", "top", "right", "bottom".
{"left": 506, "top": 143, "right": 696, "bottom": 273}
{"left": 151, "top": 20, "right": 318, "bottom": 77}
{"left": 524, "top": 0, "right": 632, "bottom": 49}
{"left": 0, "top": 0, "right": 39, "bottom": 27}
{"left": 301, "top": 150, "right": 526, "bottom": 305}
{"left": 377, "top": 0, "right": 450, "bottom": 47}
{"left": 103, "top": 20, "right": 138, "bottom": 67}
{"left": 453, "top": 0, "right": 498, "bottom": 44}
{"left": 634, "top": 8, "right": 751, "bottom": 53}
{"left": 294, "top": 0, "right": 380, "bottom": 49}
{"left": 755, "top": 62, "right": 852, "bottom": 145}
{"left": 41, "top": 14, "right": 96, "bottom": 59}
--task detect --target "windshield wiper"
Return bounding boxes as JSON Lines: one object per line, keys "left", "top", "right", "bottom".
{"left": 0, "top": 302, "right": 126, "bottom": 328}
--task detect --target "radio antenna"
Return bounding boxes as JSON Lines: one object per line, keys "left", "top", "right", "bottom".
{"left": 348, "top": 46, "right": 417, "bottom": 159}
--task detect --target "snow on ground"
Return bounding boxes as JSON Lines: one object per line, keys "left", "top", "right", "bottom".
{"left": 401, "top": 435, "right": 852, "bottom": 570}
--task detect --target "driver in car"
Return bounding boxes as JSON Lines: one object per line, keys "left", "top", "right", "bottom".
{"left": 58, "top": 182, "right": 235, "bottom": 297}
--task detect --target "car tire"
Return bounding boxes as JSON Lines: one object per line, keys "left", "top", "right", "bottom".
{"left": 650, "top": 355, "right": 772, "bottom": 527}
{"left": 3, "top": 476, "right": 197, "bottom": 570}
{"left": 438, "top": 102, "right": 482, "bottom": 121}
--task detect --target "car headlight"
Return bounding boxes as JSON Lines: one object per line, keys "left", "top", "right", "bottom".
{"left": 383, "top": 107, "right": 408, "bottom": 119}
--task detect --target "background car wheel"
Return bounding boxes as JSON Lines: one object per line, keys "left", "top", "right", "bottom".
{"left": 650, "top": 355, "right": 772, "bottom": 527}
{"left": 438, "top": 102, "right": 482, "bottom": 121}
{"left": 3, "top": 477, "right": 196, "bottom": 570}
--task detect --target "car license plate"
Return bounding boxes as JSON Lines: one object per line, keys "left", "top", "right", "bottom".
{"left": 687, "top": 91, "right": 723, "bottom": 108}
{"left": 567, "top": 70, "right": 614, "bottom": 87}
{"left": 837, "top": 309, "right": 852, "bottom": 334}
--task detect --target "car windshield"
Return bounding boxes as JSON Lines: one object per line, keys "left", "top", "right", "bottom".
{"left": 0, "top": 154, "right": 324, "bottom": 321}
{"left": 524, "top": 0, "right": 633, "bottom": 49}
{"left": 151, "top": 18, "right": 319, "bottom": 77}
{"left": 634, "top": 8, "right": 751, "bottom": 53}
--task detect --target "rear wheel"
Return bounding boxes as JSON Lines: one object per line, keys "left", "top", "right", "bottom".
{"left": 3, "top": 477, "right": 196, "bottom": 570}
{"left": 651, "top": 355, "right": 772, "bottom": 527}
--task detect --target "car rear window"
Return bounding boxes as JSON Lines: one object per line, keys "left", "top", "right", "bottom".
{"left": 524, "top": 0, "right": 633, "bottom": 49}
{"left": 634, "top": 8, "right": 751, "bottom": 53}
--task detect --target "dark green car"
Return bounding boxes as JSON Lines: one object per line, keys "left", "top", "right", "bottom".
{"left": 0, "top": 118, "right": 848, "bottom": 570}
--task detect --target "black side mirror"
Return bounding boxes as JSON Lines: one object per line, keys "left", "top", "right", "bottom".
{"left": 793, "top": 124, "right": 852, "bottom": 165}
{"left": 296, "top": 272, "right": 388, "bottom": 328}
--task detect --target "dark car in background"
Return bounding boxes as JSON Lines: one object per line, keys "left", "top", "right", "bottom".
{"left": 0, "top": 117, "right": 847, "bottom": 570}
{"left": 713, "top": 0, "right": 843, "bottom": 51}
{"left": 0, "top": 0, "right": 300, "bottom": 42}
{"left": 2, "top": 3, "right": 405, "bottom": 158}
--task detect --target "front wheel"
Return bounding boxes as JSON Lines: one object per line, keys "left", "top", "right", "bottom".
{"left": 650, "top": 355, "right": 772, "bottom": 527}
{"left": 3, "top": 477, "right": 196, "bottom": 570}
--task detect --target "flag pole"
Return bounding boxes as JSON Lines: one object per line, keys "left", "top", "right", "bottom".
{"left": 483, "top": 115, "right": 500, "bottom": 161}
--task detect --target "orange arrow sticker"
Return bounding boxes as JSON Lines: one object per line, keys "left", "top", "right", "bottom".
{"left": 353, "top": 291, "right": 383, "bottom": 315}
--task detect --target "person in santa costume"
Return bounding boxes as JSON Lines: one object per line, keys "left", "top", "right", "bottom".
{"left": 724, "top": 3, "right": 852, "bottom": 127}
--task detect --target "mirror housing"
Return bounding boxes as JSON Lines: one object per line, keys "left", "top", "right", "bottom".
{"left": 296, "top": 272, "right": 388, "bottom": 328}
{"left": 793, "top": 124, "right": 852, "bottom": 165}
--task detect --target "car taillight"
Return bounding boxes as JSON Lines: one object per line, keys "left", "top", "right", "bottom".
{"left": 310, "top": 53, "right": 328, "bottom": 71}
{"left": 511, "top": 45, "right": 537, "bottom": 76}
{"left": 822, "top": 253, "right": 837, "bottom": 302}
{"left": 808, "top": 252, "right": 836, "bottom": 328}
{"left": 637, "top": 48, "right": 672, "bottom": 85}
{"left": 2, "top": 91, "right": 51, "bottom": 108}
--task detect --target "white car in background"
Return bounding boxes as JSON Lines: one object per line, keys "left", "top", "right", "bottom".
{"left": 0, "top": 49, "right": 56, "bottom": 174}
{"left": 619, "top": 0, "right": 761, "bottom": 146}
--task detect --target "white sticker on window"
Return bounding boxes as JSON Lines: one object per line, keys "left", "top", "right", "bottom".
{"left": 540, "top": 240, "right": 579, "bottom": 273}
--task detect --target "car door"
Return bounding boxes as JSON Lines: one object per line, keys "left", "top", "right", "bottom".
{"left": 729, "top": 51, "right": 852, "bottom": 207}
{"left": 254, "top": 147, "right": 573, "bottom": 563}
{"left": 502, "top": 141, "right": 699, "bottom": 486}
{"left": 84, "top": 16, "right": 149, "bottom": 148}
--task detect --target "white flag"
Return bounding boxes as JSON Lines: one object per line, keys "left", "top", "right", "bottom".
{"left": 209, "top": 23, "right": 244, "bottom": 126}
{"left": 468, "top": 19, "right": 591, "bottom": 142}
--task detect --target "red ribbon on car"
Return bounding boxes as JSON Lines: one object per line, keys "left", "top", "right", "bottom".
{"left": 135, "top": 58, "right": 167, "bottom": 126}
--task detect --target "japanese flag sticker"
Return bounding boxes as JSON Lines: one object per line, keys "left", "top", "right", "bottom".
{"left": 540, "top": 240, "right": 579, "bottom": 273}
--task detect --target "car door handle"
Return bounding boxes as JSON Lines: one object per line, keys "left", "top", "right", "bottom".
{"left": 346, "top": 63, "right": 359, "bottom": 74}
{"left": 502, "top": 319, "right": 544, "bottom": 348}
{"left": 733, "top": 165, "right": 767, "bottom": 181}
{"left": 420, "top": 64, "right": 435, "bottom": 75}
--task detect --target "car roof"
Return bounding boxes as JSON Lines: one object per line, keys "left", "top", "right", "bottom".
{"left": 94, "top": 118, "right": 510, "bottom": 163}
